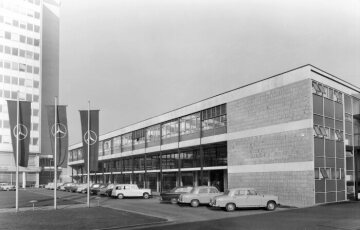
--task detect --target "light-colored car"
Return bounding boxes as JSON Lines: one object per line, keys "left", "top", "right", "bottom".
{"left": 0, "top": 183, "right": 15, "bottom": 191}
{"left": 76, "top": 184, "right": 88, "bottom": 193}
{"left": 210, "top": 188, "right": 279, "bottom": 212}
{"left": 111, "top": 184, "right": 151, "bottom": 199}
{"left": 178, "top": 186, "right": 222, "bottom": 207}
{"left": 45, "top": 183, "right": 54, "bottom": 190}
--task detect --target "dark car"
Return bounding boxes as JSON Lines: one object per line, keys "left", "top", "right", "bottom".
{"left": 160, "top": 186, "right": 193, "bottom": 204}
{"left": 90, "top": 184, "right": 107, "bottom": 195}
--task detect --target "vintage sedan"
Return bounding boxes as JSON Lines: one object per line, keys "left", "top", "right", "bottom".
{"left": 210, "top": 188, "right": 279, "bottom": 212}
{"left": 160, "top": 186, "right": 193, "bottom": 204}
{"left": 76, "top": 184, "right": 88, "bottom": 193}
{"left": 90, "top": 183, "right": 107, "bottom": 195}
{"left": 178, "top": 186, "right": 221, "bottom": 207}
{"left": 0, "top": 183, "right": 15, "bottom": 191}
{"left": 99, "top": 184, "right": 115, "bottom": 196}
{"left": 111, "top": 184, "right": 151, "bottom": 199}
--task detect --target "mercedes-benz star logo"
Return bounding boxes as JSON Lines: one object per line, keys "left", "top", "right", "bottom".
{"left": 13, "top": 124, "right": 28, "bottom": 140}
{"left": 84, "top": 130, "right": 97, "bottom": 145}
{"left": 51, "top": 123, "right": 67, "bottom": 138}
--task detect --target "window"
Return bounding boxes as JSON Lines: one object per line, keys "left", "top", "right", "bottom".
{"left": 12, "top": 62, "right": 18, "bottom": 71}
{"left": 33, "top": 123, "right": 38, "bottom": 131}
{"left": 334, "top": 91, "right": 342, "bottom": 103}
{"left": 34, "top": 67, "right": 39, "bottom": 74}
{"left": 20, "top": 35, "right": 26, "bottom": 43}
{"left": 26, "top": 65, "right": 32, "bottom": 73}
{"left": 122, "top": 133, "right": 132, "bottom": 147}
{"left": 161, "top": 120, "right": 179, "bottom": 139}
{"left": 33, "top": 109, "right": 39, "bottom": 116}
{"left": 312, "top": 82, "right": 322, "bottom": 95}
{"left": 180, "top": 113, "right": 200, "bottom": 135}
{"left": 315, "top": 168, "right": 320, "bottom": 179}
{"left": 13, "top": 20, "right": 19, "bottom": 27}
{"left": 314, "top": 125, "right": 327, "bottom": 137}
{"left": 234, "top": 190, "right": 247, "bottom": 196}
{"left": 19, "top": 78, "right": 25, "bottom": 86}
{"left": 133, "top": 129, "right": 145, "bottom": 145}
{"left": 12, "top": 48, "right": 18, "bottom": 56}
{"left": 4, "top": 75, "right": 10, "bottom": 83}
{"left": 34, "top": 39, "right": 40, "bottom": 46}
{"left": 33, "top": 81, "right": 39, "bottom": 88}
{"left": 5, "top": 46, "right": 10, "bottom": 54}
{"left": 34, "top": 53, "right": 39, "bottom": 60}
{"left": 5, "top": 31, "right": 11, "bottom": 39}
{"left": 113, "top": 136, "right": 121, "bottom": 153}
{"left": 335, "top": 130, "right": 343, "bottom": 141}
{"left": 27, "top": 37, "right": 33, "bottom": 45}
{"left": 32, "top": 138, "right": 38, "bottom": 146}
{"left": 320, "top": 168, "right": 329, "bottom": 179}
{"left": 3, "top": 120, "right": 10, "bottom": 128}
{"left": 19, "top": 64, "right": 26, "bottom": 72}
{"left": 209, "top": 188, "right": 219, "bottom": 193}
{"left": 19, "top": 49, "right": 25, "bottom": 57}
{"left": 198, "top": 188, "right": 208, "bottom": 194}
{"left": 34, "top": 12, "right": 40, "bottom": 19}
{"left": 12, "top": 77, "right": 18, "bottom": 84}
{"left": 146, "top": 125, "right": 160, "bottom": 143}
{"left": 27, "top": 23, "right": 33, "bottom": 31}
{"left": 26, "top": 51, "right": 33, "bottom": 59}
{"left": 34, "top": 25, "right": 40, "bottom": 33}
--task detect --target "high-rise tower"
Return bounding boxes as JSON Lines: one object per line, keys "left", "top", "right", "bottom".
{"left": 0, "top": 0, "right": 60, "bottom": 187}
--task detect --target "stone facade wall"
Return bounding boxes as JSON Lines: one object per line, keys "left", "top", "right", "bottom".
{"left": 228, "top": 79, "right": 312, "bottom": 133}
{"left": 227, "top": 79, "right": 315, "bottom": 207}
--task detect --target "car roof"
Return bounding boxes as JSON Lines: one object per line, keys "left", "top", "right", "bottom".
{"left": 229, "top": 188, "right": 256, "bottom": 191}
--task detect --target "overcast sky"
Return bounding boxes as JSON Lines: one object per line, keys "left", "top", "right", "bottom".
{"left": 59, "top": 0, "right": 360, "bottom": 145}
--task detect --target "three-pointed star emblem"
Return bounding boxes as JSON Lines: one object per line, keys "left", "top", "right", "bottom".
{"left": 84, "top": 130, "right": 98, "bottom": 145}
{"left": 51, "top": 123, "right": 67, "bottom": 138}
{"left": 13, "top": 124, "right": 28, "bottom": 140}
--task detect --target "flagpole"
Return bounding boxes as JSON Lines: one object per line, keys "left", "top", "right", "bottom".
{"left": 54, "top": 97, "right": 58, "bottom": 210}
{"left": 87, "top": 100, "right": 90, "bottom": 208}
{"left": 15, "top": 91, "right": 19, "bottom": 212}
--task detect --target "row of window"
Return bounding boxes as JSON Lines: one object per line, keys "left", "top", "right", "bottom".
{"left": 0, "top": 90, "right": 39, "bottom": 102}
{"left": 315, "top": 167, "right": 344, "bottom": 180}
{"left": 0, "top": 134, "right": 38, "bottom": 145}
{"left": 70, "top": 105, "right": 227, "bottom": 160}
{"left": 313, "top": 125, "right": 343, "bottom": 141}
{"left": 0, "top": 119, "right": 38, "bottom": 131}
{"left": 0, "top": 16, "right": 40, "bottom": 32}
{"left": 0, "top": 1, "right": 41, "bottom": 18}
{"left": 1, "top": 45, "right": 40, "bottom": 61}
{"left": 2, "top": 31, "right": 40, "bottom": 47}
{"left": 72, "top": 147, "right": 227, "bottom": 170}
{"left": 0, "top": 60, "right": 40, "bottom": 74}
{"left": 0, "top": 74, "right": 39, "bottom": 88}
{"left": 312, "top": 81, "right": 343, "bottom": 103}
{"left": 0, "top": 104, "right": 39, "bottom": 116}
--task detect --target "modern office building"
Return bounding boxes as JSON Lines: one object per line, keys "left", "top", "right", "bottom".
{"left": 68, "top": 65, "right": 360, "bottom": 207}
{"left": 0, "top": 0, "right": 60, "bottom": 187}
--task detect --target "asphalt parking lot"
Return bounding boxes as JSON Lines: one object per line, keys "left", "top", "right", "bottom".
{"left": 2, "top": 189, "right": 360, "bottom": 229}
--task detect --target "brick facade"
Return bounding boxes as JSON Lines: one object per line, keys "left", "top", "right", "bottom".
{"left": 227, "top": 79, "right": 315, "bottom": 207}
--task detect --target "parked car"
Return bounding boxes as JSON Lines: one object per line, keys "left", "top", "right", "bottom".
{"left": 90, "top": 183, "right": 107, "bottom": 195}
{"left": 69, "top": 183, "right": 80, "bottom": 192}
{"left": 210, "top": 188, "right": 279, "bottom": 212}
{"left": 111, "top": 184, "right": 151, "bottom": 199}
{"left": 0, "top": 183, "right": 15, "bottom": 191}
{"left": 64, "top": 183, "right": 75, "bottom": 192}
{"left": 75, "top": 184, "right": 87, "bottom": 193}
{"left": 178, "top": 186, "right": 222, "bottom": 207}
{"left": 99, "top": 184, "right": 115, "bottom": 196}
{"left": 160, "top": 186, "right": 193, "bottom": 204}
{"left": 45, "top": 183, "right": 54, "bottom": 190}
{"left": 59, "top": 182, "right": 71, "bottom": 191}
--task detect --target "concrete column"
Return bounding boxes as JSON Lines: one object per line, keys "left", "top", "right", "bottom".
{"left": 35, "top": 172, "right": 39, "bottom": 188}
{"left": 22, "top": 172, "right": 26, "bottom": 188}
{"left": 194, "top": 172, "right": 198, "bottom": 186}
{"left": 156, "top": 173, "right": 160, "bottom": 192}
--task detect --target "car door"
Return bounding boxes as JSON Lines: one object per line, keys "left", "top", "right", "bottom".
{"left": 197, "top": 188, "right": 209, "bottom": 203}
{"left": 247, "top": 189, "right": 262, "bottom": 206}
{"left": 233, "top": 189, "right": 248, "bottom": 207}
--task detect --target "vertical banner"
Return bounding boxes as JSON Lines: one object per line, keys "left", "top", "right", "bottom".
{"left": 7, "top": 100, "right": 31, "bottom": 167}
{"left": 47, "top": 105, "right": 68, "bottom": 167}
{"left": 80, "top": 110, "right": 99, "bottom": 172}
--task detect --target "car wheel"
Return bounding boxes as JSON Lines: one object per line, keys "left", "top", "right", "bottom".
{"left": 6, "top": 188, "right": 9, "bottom": 191}
{"left": 266, "top": 201, "right": 276, "bottom": 211}
{"left": 190, "top": 199, "right": 199, "bottom": 207}
{"left": 82, "top": 190, "right": 86, "bottom": 194}
{"left": 225, "top": 203, "right": 236, "bottom": 212}
{"left": 170, "top": 198, "right": 178, "bottom": 204}
{"left": 143, "top": 193, "right": 150, "bottom": 199}
{"left": 118, "top": 194, "right": 124, "bottom": 199}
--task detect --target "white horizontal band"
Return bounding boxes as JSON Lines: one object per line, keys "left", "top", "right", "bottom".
{"left": 228, "top": 161, "right": 314, "bottom": 173}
